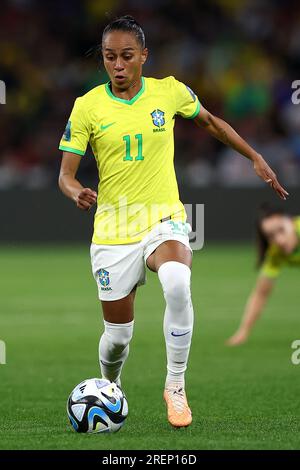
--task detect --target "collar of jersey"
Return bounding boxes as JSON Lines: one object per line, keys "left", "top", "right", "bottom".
{"left": 105, "top": 77, "right": 145, "bottom": 105}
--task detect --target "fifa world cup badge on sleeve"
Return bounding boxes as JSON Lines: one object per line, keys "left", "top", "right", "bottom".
{"left": 62, "top": 120, "right": 71, "bottom": 141}
{"left": 185, "top": 85, "right": 196, "bottom": 102}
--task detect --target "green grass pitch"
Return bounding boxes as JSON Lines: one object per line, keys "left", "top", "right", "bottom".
{"left": 0, "top": 244, "right": 299, "bottom": 450}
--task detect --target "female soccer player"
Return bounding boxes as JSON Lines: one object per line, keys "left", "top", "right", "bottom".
{"left": 227, "top": 205, "right": 299, "bottom": 346}
{"left": 58, "top": 16, "right": 288, "bottom": 427}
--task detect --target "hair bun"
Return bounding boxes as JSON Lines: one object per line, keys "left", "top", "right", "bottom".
{"left": 102, "top": 15, "right": 145, "bottom": 48}
{"left": 121, "top": 15, "right": 136, "bottom": 22}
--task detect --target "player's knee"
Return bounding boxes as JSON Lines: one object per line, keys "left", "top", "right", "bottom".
{"left": 165, "top": 276, "right": 190, "bottom": 303}
{"left": 104, "top": 320, "right": 134, "bottom": 352}
{"left": 110, "top": 332, "right": 132, "bottom": 350}
{"left": 158, "top": 261, "right": 191, "bottom": 308}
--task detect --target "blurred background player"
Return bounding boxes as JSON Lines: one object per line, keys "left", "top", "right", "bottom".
{"left": 58, "top": 15, "right": 287, "bottom": 428}
{"left": 227, "top": 204, "right": 300, "bottom": 346}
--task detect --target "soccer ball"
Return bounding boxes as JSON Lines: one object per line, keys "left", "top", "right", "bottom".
{"left": 67, "top": 378, "right": 128, "bottom": 433}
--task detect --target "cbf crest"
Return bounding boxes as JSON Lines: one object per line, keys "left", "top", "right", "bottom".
{"left": 151, "top": 109, "right": 165, "bottom": 128}
{"left": 97, "top": 268, "right": 110, "bottom": 287}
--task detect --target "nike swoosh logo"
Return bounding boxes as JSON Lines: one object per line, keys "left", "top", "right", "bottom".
{"left": 100, "top": 122, "right": 116, "bottom": 131}
{"left": 171, "top": 331, "right": 190, "bottom": 337}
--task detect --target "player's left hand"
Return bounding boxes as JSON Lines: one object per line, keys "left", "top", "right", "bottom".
{"left": 226, "top": 330, "right": 249, "bottom": 346}
{"left": 253, "top": 155, "right": 289, "bottom": 200}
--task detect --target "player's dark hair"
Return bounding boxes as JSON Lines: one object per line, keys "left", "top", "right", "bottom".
{"left": 256, "top": 203, "right": 290, "bottom": 267}
{"left": 102, "top": 15, "right": 146, "bottom": 49}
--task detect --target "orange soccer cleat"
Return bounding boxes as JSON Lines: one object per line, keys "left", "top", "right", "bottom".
{"left": 163, "top": 383, "right": 192, "bottom": 428}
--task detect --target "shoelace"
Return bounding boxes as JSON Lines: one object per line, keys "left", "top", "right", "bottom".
{"left": 166, "top": 386, "right": 186, "bottom": 413}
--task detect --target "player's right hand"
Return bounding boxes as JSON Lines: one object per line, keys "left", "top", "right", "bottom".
{"left": 76, "top": 188, "right": 97, "bottom": 211}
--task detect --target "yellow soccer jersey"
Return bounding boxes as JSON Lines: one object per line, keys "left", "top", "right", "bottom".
{"left": 260, "top": 216, "right": 300, "bottom": 278}
{"left": 59, "top": 76, "right": 200, "bottom": 244}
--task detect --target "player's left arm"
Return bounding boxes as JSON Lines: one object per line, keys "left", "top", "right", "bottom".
{"left": 194, "top": 106, "right": 289, "bottom": 200}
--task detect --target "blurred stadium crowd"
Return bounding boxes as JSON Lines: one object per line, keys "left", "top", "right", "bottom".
{"left": 0, "top": 0, "right": 300, "bottom": 189}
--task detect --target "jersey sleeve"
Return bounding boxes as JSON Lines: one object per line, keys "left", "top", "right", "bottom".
{"left": 171, "top": 76, "right": 201, "bottom": 119}
{"left": 260, "top": 247, "right": 284, "bottom": 279}
{"left": 59, "top": 97, "right": 90, "bottom": 156}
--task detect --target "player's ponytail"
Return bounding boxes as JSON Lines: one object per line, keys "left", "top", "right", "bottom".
{"left": 256, "top": 203, "right": 288, "bottom": 267}
{"left": 102, "top": 15, "right": 146, "bottom": 49}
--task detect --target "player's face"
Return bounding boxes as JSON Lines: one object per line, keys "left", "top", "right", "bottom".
{"left": 261, "top": 215, "right": 298, "bottom": 254}
{"left": 102, "top": 31, "right": 148, "bottom": 90}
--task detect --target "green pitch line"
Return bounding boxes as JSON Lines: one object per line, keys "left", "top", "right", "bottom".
{"left": 0, "top": 244, "right": 299, "bottom": 450}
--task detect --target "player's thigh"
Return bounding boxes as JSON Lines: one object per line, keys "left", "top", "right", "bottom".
{"left": 101, "top": 285, "right": 137, "bottom": 323}
{"left": 90, "top": 242, "right": 145, "bottom": 321}
{"left": 146, "top": 240, "right": 192, "bottom": 273}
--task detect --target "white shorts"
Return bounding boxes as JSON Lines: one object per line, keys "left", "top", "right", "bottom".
{"left": 90, "top": 220, "right": 192, "bottom": 301}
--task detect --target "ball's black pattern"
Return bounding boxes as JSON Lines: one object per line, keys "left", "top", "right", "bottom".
{"left": 67, "top": 379, "right": 128, "bottom": 433}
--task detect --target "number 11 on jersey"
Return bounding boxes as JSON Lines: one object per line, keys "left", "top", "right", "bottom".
{"left": 123, "top": 134, "right": 144, "bottom": 161}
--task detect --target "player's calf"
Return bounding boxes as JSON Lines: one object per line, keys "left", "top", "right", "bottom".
{"left": 99, "top": 320, "right": 134, "bottom": 384}
{"left": 158, "top": 261, "right": 194, "bottom": 387}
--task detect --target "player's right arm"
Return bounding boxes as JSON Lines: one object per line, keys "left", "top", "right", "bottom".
{"left": 226, "top": 276, "right": 275, "bottom": 346}
{"left": 58, "top": 97, "right": 97, "bottom": 210}
{"left": 58, "top": 152, "right": 97, "bottom": 211}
